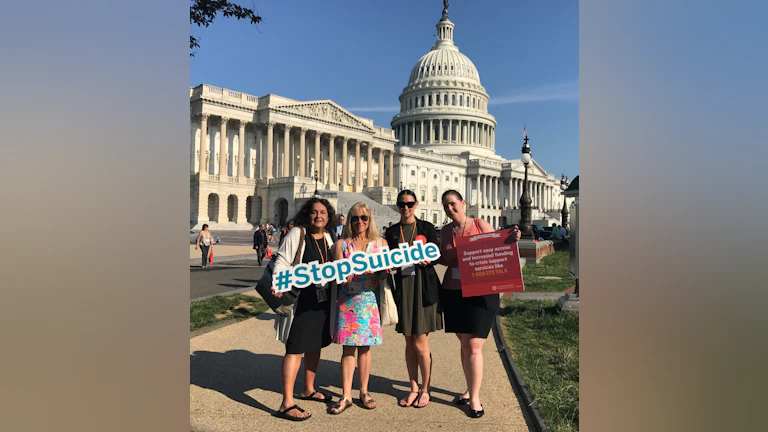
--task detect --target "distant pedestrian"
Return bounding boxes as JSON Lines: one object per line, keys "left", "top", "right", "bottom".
{"left": 335, "top": 215, "right": 345, "bottom": 238}
{"left": 253, "top": 224, "right": 268, "bottom": 266}
{"left": 195, "top": 224, "right": 214, "bottom": 268}
{"left": 279, "top": 220, "right": 295, "bottom": 247}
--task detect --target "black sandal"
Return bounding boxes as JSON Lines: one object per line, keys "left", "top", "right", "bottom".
{"left": 329, "top": 398, "right": 352, "bottom": 415}
{"left": 413, "top": 390, "right": 430, "bottom": 408}
{"left": 274, "top": 405, "right": 311, "bottom": 422}
{"left": 298, "top": 390, "right": 332, "bottom": 403}
{"left": 399, "top": 390, "right": 419, "bottom": 407}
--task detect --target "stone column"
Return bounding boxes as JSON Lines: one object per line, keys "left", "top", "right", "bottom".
{"left": 355, "top": 140, "right": 362, "bottom": 189}
{"left": 420, "top": 120, "right": 425, "bottom": 143}
{"left": 410, "top": 123, "right": 415, "bottom": 145}
{"left": 254, "top": 125, "right": 263, "bottom": 179}
{"left": 219, "top": 117, "right": 229, "bottom": 176}
{"left": 388, "top": 151, "right": 394, "bottom": 187}
{"left": 342, "top": 137, "right": 349, "bottom": 187}
{"left": 378, "top": 148, "right": 385, "bottom": 187}
{"left": 238, "top": 121, "right": 246, "bottom": 178}
{"left": 265, "top": 122, "right": 274, "bottom": 179}
{"left": 298, "top": 127, "right": 307, "bottom": 177}
{"left": 328, "top": 134, "right": 336, "bottom": 185}
{"left": 200, "top": 114, "right": 209, "bottom": 175}
{"left": 282, "top": 124, "right": 291, "bottom": 177}
{"left": 367, "top": 144, "right": 373, "bottom": 188}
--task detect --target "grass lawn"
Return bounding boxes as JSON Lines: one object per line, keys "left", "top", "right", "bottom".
{"left": 190, "top": 294, "right": 269, "bottom": 331}
{"left": 500, "top": 299, "right": 579, "bottom": 432}
{"left": 523, "top": 251, "right": 576, "bottom": 292}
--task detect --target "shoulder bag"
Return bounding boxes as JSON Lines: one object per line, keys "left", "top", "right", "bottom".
{"left": 254, "top": 227, "right": 305, "bottom": 315}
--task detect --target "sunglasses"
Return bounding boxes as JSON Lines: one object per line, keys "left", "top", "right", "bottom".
{"left": 397, "top": 201, "right": 416, "bottom": 209}
{"left": 351, "top": 215, "right": 369, "bottom": 223}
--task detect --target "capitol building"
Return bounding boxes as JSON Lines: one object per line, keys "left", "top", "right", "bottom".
{"left": 190, "top": 5, "right": 570, "bottom": 230}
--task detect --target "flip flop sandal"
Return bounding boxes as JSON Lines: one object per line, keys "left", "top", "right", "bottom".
{"left": 399, "top": 390, "right": 420, "bottom": 407}
{"left": 329, "top": 398, "right": 352, "bottom": 415}
{"left": 413, "top": 390, "right": 430, "bottom": 408}
{"left": 298, "top": 390, "right": 332, "bottom": 403}
{"left": 360, "top": 392, "right": 377, "bottom": 410}
{"left": 274, "top": 405, "right": 311, "bottom": 422}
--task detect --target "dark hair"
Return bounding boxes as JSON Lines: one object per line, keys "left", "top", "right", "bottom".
{"left": 292, "top": 197, "right": 336, "bottom": 233}
{"left": 202, "top": 224, "right": 209, "bottom": 230}
{"left": 441, "top": 189, "right": 463, "bottom": 202}
{"left": 397, "top": 189, "right": 417, "bottom": 202}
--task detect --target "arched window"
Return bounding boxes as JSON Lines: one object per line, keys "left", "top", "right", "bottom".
{"left": 452, "top": 94, "right": 456, "bottom": 105}
{"left": 444, "top": 94, "right": 448, "bottom": 105}
{"left": 459, "top": 95, "right": 463, "bottom": 106}
{"left": 472, "top": 98, "right": 476, "bottom": 108}
{"left": 421, "top": 95, "right": 425, "bottom": 106}
{"left": 428, "top": 95, "right": 433, "bottom": 106}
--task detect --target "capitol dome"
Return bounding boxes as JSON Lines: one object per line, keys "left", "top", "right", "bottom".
{"left": 407, "top": 47, "right": 482, "bottom": 88}
{"left": 392, "top": 5, "right": 497, "bottom": 159}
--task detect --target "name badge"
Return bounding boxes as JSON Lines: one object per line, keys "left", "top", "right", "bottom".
{"left": 402, "top": 264, "right": 415, "bottom": 276}
{"left": 315, "top": 284, "right": 328, "bottom": 303}
{"left": 452, "top": 268, "right": 461, "bottom": 280}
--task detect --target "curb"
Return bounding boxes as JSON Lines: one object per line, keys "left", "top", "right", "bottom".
{"left": 190, "top": 318, "right": 239, "bottom": 338}
{"left": 191, "top": 286, "right": 256, "bottom": 302}
{"left": 492, "top": 314, "right": 550, "bottom": 432}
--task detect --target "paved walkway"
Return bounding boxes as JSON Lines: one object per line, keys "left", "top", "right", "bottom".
{"left": 190, "top": 313, "right": 533, "bottom": 431}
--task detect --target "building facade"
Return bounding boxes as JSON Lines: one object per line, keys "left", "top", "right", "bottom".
{"left": 189, "top": 5, "right": 572, "bottom": 230}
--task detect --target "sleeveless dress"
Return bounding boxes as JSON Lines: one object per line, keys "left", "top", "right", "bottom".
{"left": 332, "top": 240, "right": 383, "bottom": 346}
{"left": 391, "top": 222, "right": 443, "bottom": 336}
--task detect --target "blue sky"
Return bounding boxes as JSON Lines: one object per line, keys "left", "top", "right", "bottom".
{"left": 191, "top": 0, "right": 578, "bottom": 179}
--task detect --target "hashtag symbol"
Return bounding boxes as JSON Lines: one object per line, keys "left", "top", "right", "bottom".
{"left": 275, "top": 269, "right": 293, "bottom": 292}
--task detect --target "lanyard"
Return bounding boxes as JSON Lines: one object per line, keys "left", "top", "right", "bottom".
{"left": 451, "top": 218, "right": 473, "bottom": 248}
{"left": 399, "top": 223, "right": 417, "bottom": 245}
{"left": 313, "top": 235, "right": 328, "bottom": 264}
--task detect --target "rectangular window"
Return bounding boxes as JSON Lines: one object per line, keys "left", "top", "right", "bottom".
{"left": 452, "top": 94, "right": 456, "bottom": 105}
{"left": 411, "top": 170, "right": 415, "bottom": 176}
{"left": 429, "top": 95, "right": 433, "bottom": 106}
{"left": 444, "top": 94, "right": 448, "bottom": 105}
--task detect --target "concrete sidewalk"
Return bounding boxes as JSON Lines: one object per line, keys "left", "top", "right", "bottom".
{"left": 190, "top": 312, "right": 533, "bottom": 432}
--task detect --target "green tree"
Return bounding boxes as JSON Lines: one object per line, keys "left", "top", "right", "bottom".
{"left": 190, "top": 0, "right": 262, "bottom": 56}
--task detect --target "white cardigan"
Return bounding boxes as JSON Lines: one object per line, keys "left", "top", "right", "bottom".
{"left": 273, "top": 226, "right": 336, "bottom": 344}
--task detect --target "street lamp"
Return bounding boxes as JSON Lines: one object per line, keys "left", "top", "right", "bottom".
{"left": 313, "top": 170, "right": 319, "bottom": 196}
{"left": 299, "top": 183, "right": 307, "bottom": 198}
{"left": 560, "top": 174, "right": 569, "bottom": 230}
{"left": 519, "top": 135, "right": 534, "bottom": 239}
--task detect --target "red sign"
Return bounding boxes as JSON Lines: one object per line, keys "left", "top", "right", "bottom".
{"left": 454, "top": 228, "right": 524, "bottom": 297}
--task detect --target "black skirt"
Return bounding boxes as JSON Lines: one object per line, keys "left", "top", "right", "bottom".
{"left": 440, "top": 289, "right": 499, "bottom": 339}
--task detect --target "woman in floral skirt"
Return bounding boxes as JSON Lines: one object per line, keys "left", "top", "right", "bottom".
{"left": 329, "top": 202, "right": 388, "bottom": 414}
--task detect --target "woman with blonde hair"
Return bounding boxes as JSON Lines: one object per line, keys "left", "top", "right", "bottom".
{"left": 328, "top": 202, "right": 388, "bottom": 414}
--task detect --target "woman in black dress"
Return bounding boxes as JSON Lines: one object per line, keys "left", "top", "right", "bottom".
{"left": 272, "top": 198, "right": 337, "bottom": 421}
{"left": 438, "top": 190, "right": 520, "bottom": 418}
{"left": 384, "top": 190, "right": 443, "bottom": 408}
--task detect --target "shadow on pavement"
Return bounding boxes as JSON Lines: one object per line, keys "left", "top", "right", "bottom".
{"left": 191, "top": 350, "right": 460, "bottom": 416}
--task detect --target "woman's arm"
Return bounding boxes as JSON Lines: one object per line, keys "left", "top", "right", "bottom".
{"left": 476, "top": 218, "right": 495, "bottom": 234}
{"left": 332, "top": 239, "right": 344, "bottom": 261}
{"left": 273, "top": 227, "right": 301, "bottom": 271}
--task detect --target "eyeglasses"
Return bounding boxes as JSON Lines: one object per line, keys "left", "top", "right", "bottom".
{"left": 351, "top": 215, "right": 369, "bottom": 223}
{"left": 397, "top": 201, "right": 416, "bottom": 209}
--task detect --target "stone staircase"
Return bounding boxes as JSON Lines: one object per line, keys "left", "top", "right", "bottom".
{"left": 336, "top": 191, "right": 401, "bottom": 228}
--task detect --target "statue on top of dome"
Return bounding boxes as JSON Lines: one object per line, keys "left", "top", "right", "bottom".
{"left": 442, "top": 0, "right": 449, "bottom": 19}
